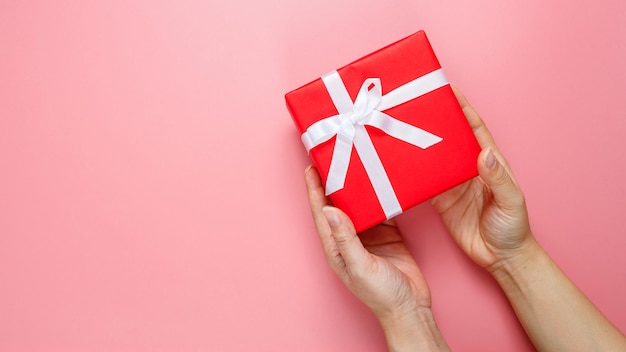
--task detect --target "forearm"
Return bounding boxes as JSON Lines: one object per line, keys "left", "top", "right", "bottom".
{"left": 378, "top": 308, "right": 450, "bottom": 352}
{"left": 491, "top": 237, "right": 626, "bottom": 352}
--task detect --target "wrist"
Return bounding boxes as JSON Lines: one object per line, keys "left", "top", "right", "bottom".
{"left": 486, "top": 232, "right": 541, "bottom": 276}
{"left": 377, "top": 307, "right": 450, "bottom": 352}
{"left": 488, "top": 235, "right": 547, "bottom": 293}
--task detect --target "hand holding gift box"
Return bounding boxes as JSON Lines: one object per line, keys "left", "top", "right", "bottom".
{"left": 286, "top": 31, "right": 481, "bottom": 232}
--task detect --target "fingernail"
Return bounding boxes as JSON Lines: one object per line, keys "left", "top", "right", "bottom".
{"left": 485, "top": 149, "right": 497, "bottom": 169}
{"left": 323, "top": 207, "right": 341, "bottom": 227}
{"left": 305, "top": 165, "right": 314, "bottom": 174}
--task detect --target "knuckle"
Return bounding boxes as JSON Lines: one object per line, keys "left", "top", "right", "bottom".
{"left": 325, "top": 251, "right": 345, "bottom": 271}
{"left": 333, "top": 233, "right": 353, "bottom": 250}
{"left": 494, "top": 167, "right": 510, "bottom": 186}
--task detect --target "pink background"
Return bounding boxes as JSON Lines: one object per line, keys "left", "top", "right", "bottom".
{"left": 1, "top": 0, "right": 624, "bottom": 351}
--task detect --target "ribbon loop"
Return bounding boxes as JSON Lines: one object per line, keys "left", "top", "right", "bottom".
{"left": 352, "top": 78, "right": 382, "bottom": 124}
{"left": 302, "top": 68, "right": 448, "bottom": 219}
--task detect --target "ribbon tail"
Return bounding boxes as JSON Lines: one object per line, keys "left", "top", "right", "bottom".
{"left": 378, "top": 68, "right": 449, "bottom": 111}
{"left": 325, "top": 134, "right": 353, "bottom": 195}
{"left": 368, "top": 111, "right": 443, "bottom": 149}
{"left": 352, "top": 125, "right": 403, "bottom": 219}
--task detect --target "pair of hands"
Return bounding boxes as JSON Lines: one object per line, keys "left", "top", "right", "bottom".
{"left": 304, "top": 87, "right": 535, "bottom": 326}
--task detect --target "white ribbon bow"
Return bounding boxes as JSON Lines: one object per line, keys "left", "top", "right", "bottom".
{"left": 301, "top": 68, "right": 449, "bottom": 218}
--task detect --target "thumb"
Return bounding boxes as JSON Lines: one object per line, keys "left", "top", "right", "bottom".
{"left": 478, "top": 148, "right": 523, "bottom": 208}
{"left": 322, "top": 206, "right": 370, "bottom": 268}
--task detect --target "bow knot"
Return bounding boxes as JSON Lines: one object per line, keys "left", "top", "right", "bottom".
{"left": 336, "top": 78, "right": 382, "bottom": 140}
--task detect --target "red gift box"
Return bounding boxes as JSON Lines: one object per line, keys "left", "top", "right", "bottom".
{"left": 285, "top": 31, "right": 481, "bottom": 232}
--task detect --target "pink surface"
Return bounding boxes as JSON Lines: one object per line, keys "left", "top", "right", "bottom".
{"left": 1, "top": 1, "right": 624, "bottom": 351}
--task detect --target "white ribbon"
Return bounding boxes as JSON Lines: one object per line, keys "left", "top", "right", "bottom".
{"left": 301, "top": 68, "right": 448, "bottom": 219}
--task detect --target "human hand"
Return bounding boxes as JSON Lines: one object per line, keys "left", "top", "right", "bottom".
{"left": 431, "top": 87, "right": 536, "bottom": 272}
{"left": 305, "top": 166, "right": 449, "bottom": 351}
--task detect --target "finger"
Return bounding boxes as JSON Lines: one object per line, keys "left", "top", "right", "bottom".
{"left": 359, "top": 221, "right": 403, "bottom": 248}
{"left": 478, "top": 148, "right": 524, "bottom": 209}
{"left": 304, "top": 165, "right": 335, "bottom": 253}
{"left": 452, "top": 86, "right": 516, "bottom": 174}
{"left": 322, "top": 206, "right": 371, "bottom": 269}
{"left": 381, "top": 219, "right": 397, "bottom": 227}
{"left": 452, "top": 86, "right": 497, "bottom": 150}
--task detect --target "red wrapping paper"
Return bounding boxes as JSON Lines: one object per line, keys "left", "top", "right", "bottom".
{"left": 286, "top": 31, "right": 481, "bottom": 232}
